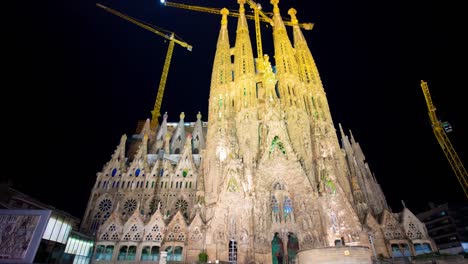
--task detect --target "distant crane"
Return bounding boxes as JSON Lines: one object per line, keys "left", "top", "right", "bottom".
{"left": 420, "top": 80, "right": 468, "bottom": 198}
{"left": 97, "top": 3, "right": 192, "bottom": 131}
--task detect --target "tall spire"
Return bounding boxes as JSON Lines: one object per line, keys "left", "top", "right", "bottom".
{"left": 170, "top": 112, "right": 186, "bottom": 154}
{"left": 210, "top": 8, "right": 231, "bottom": 89}
{"left": 270, "top": 0, "right": 302, "bottom": 108}
{"left": 289, "top": 8, "right": 323, "bottom": 89}
{"left": 233, "top": 0, "right": 256, "bottom": 109}
{"left": 208, "top": 8, "right": 232, "bottom": 122}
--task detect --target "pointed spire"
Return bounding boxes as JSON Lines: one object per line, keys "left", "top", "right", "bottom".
{"left": 112, "top": 134, "right": 127, "bottom": 161}
{"left": 140, "top": 118, "right": 151, "bottom": 137}
{"left": 192, "top": 111, "right": 206, "bottom": 152}
{"left": 339, "top": 123, "right": 346, "bottom": 141}
{"left": 210, "top": 8, "right": 231, "bottom": 89}
{"left": 156, "top": 112, "right": 168, "bottom": 141}
{"left": 289, "top": 8, "right": 323, "bottom": 89}
{"left": 208, "top": 10, "right": 232, "bottom": 122}
{"left": 338, "top": 124, "right": 352, "bottom": 153}
{"left": 349, "top": 129, "right": 356, "bottom": 145}
{"left": 233, "top": 0, "right": 256, "bottom": 109}
{"left": 236, "top": 0, "right": 249, "bottom": 31}
{"left": 270, "top": 0, "right": 301, "bottom": 108}
{"left": 170, "top": 112, "right": 186, "bottom": 153}
{"left": 109, "top": 201, "right": 121, "bottom": 220}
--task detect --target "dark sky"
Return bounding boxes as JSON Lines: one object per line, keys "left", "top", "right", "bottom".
{"left": 31, "top": 0, "right": 468, "bottom": 219}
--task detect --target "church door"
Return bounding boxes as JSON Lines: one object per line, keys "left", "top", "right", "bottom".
{"left": 271, "top": 233, "right": 284, "bottom": 264}
{"left": 287, "top": 233, "right": 299, "bottom": 263}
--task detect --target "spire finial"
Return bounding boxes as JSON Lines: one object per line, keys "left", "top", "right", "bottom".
{"left": 288, "top": 8, "right": 298, "bottom": 25}
{"left": 180, "top": 112, "right": 185, "bottom": 120}
{"left": 338, "top": 123, "right": 345, "bottom": 137}
{"left": 270, "top": 0, "right": 280, "bottom": 14}
{"left": 238, "top": 0, "right": 246, "bottom": 13}
{"left": 220, "top": 8, "right": 229, "bottom": 25}
{"left": 197, "top": 111, "right": 202, "bottom": 120}
{"left": 163, "top": 112, "right": 168, "bottom": 120}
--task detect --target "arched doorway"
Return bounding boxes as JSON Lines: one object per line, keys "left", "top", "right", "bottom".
{"left": 229, "top": 239, "right": 237, "bottom": 263}
{"left": 271, "top": 233, "right": 284, "bottom": 264}
{"left": 287, "top": 233, "right": 299, "bottom": 264}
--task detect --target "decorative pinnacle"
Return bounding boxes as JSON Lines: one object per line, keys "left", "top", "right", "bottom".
{"left": 270, "top": 0, "right": 280, "bottom": 14}
{"left": 288, "top": 8, "right": 298, "bottom": 25}
{"left": 180, "top": 112, "right": 185, "bottom": 120}
{"left": 197, "top": 111, "right": 202, "bottom": 120}
{"left": 163, "top": 112, "right": 168, "bottom": 120}
{"left": 238, "top": 0, "right": 246, "bottom": 13}
{"left": 221, "top": 8, "right": 229, "bottom": 25}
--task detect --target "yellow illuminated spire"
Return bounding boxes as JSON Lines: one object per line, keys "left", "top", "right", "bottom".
{"left": 233, "top": 0, "right": 256, "bottom": 109}
{"left": 270, "top": 0, "right": 301, "bottom": 108}
{"left": 208, "top": 7, "right": 231, "bottom": 123}
{"left": 289, "top": 8, "right": 323, "bottom": 89}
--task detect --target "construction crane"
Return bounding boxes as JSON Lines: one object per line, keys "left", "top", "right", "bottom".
{"left": 160, "top": 0, "right": 314, "bottom": 30}
{"left": 96, "top": 3, "right": 192, "bottom": 131}
{"left": 160, "top": 0, "right": 313, "bottom": 72}
{"left": 420, "top": 80, "right": 468, "bottom": 198}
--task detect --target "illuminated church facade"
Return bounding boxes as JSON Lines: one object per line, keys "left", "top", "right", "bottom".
{"left": 81, "top": 0, "right": 434, "bottom": 263}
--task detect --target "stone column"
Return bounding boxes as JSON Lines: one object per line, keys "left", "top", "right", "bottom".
{"left": 160, "top": 250, "right": 168, "bottom": 264}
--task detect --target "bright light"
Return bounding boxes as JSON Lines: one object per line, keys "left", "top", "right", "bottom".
{"left": 216, "top": 145, "right": 227, "bottom": 161}
{"left": 160, "top": 0, "right": 165, "bottom": 4}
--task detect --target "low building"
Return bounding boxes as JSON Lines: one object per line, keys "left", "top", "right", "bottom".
{"left": 416, "top": 202, "right": 468, "bottom": 254}
{"left": 0, "top": 184, "right": 94, "bottom": 263}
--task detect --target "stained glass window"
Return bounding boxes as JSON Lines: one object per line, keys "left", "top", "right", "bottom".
{"left": 283, "top": 196, "right": 293, "bottom": 216}
{"left": 271, "top": 196, "right": 279, "bottom": 213}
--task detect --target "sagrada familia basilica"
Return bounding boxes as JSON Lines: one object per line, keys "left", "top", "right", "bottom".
{"left": 81, "top": 0, "right": 435, "bottom": 263}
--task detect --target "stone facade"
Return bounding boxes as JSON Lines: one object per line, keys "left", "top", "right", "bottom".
{"left": 81, "top": 0, "right": 435, "bottom": 263}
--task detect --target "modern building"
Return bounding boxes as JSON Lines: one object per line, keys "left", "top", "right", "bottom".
{"left": 81, "top": 0, "right": 434, "bottom": 263}
{"left": 416, "top": 203, "right": 468, "bottom": 255}
{"left": 0, "top": 184, "right": 94, "bottom": 264}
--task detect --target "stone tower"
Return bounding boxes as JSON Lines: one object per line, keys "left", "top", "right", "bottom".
{"left": 82, "top": 1, "right": 435, "bottom": 263}
{"left": 201, "top": 1, "right": 366, "bottom": 262}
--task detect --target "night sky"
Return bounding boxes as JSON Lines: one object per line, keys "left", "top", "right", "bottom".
{"left": 32, "top": 0, "right": 468, "bottom": 219}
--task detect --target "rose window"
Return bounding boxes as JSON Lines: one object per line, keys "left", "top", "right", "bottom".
{"left": 124, "top": 199, "right": 137, "bottom": 213}
{"left": 99, "top": 199, "right": 113, "bottom": 212}
{"left": 175, "top": 199, "right": 188, "bottom": 211}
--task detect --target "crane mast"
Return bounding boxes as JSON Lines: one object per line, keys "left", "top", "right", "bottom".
{"left": 162, "top": 1, "right": 314, "bottom": 30}
{"left": 96, "top": 3, "right": 192, "bottom": 131}
{"left": 420, "top": 80, "right": 468, "bottom": 198}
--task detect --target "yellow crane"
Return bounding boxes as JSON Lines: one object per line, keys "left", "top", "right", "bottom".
{"left": 420, "top": 80, "right": 468, "bottom": 198}
{"left": 97, "top": 3, "right": 192, "bottom": 131}
{"left": 161, "top": 0, "right": 314, "bottom": 30}
{"left": 160, "top": 0, "right": 313, "bottom": 71}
